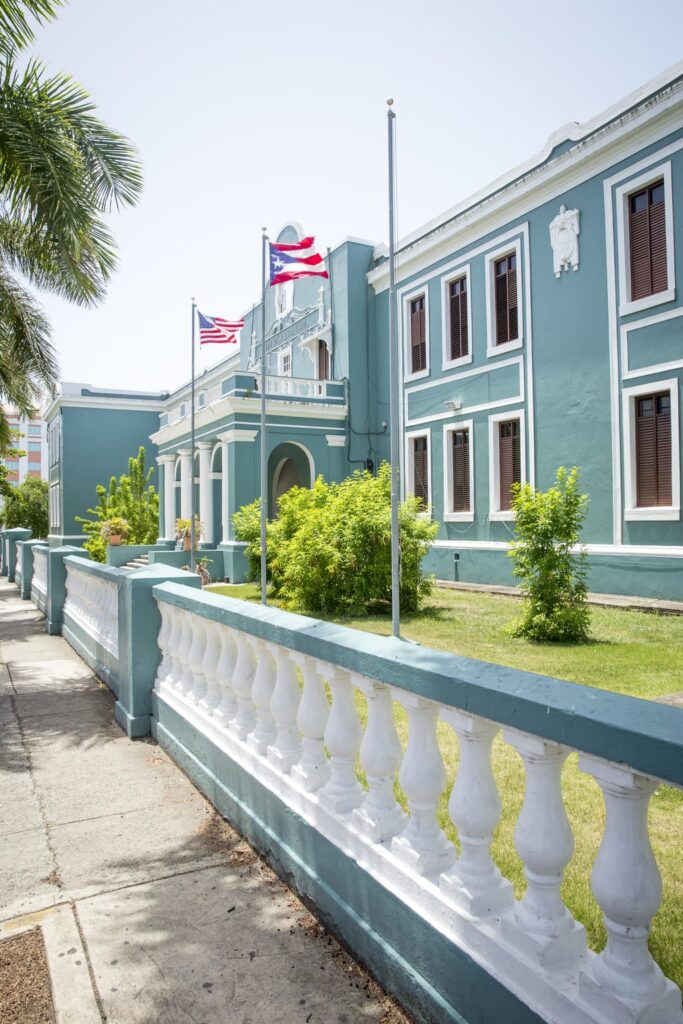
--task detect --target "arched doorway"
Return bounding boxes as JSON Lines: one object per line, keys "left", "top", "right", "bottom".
{"left": 273, "top": 458, "right": 300, "bottom": 504}
{"left": 267, "top": 442, "right": 314, "bottom": 516}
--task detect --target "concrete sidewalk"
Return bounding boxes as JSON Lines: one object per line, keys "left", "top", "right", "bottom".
{"left": 0, "top": 579, "right": 406, "bottom": 1024}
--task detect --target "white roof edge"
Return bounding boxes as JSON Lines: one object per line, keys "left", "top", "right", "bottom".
{"left": 388, "top": 59, "right": 683, "bottom": 255}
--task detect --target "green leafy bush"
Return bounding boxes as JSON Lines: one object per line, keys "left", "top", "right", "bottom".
{"left": 234, "top": 463, "right": 437, "bottom": 616}
{"left": 508, "top": 466, "right": 590, "bottom": 643}
{"left": 76, "top": 447, "right": 159, "bottom": 562}
{"left": 3, "top": 477, "right": 48, "bottom": 537}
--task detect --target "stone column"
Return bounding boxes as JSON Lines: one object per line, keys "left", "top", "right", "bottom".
{"left": 157, "top": 455, "right": 176, "bottom": 541}
{"left": 178, "top": 448, "right": 192, "bottom": 521}
{"left": 197, "top": 442, "right": 213, "bottom": 545}
{"left": 219, "top": 433, "right": 230, "bottom": 543}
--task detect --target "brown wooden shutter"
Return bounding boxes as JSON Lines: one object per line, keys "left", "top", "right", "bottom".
{"left": 508, "top": 259, "right": 518, "bottom": 341}
{"left": 635, "top": 391, "right": 672, "bottom": 507}
{"left": 494, "top": 255, "right": 518, "bottom": 345}
{"left": 650, "top": 190, "right": 668, "bottom": 295}
{"left": 495, "top": 267, "right": 509, "bottom": 345}
{"left": 413, "top": 436, "right": 429, "bottom": 506}
{"left": 449, "top": 277, "right": 468, "bottom": 360}
{"left": 499, "top": 420, "right": 521, "bottom": 511}
{"left": 410, "top": 296, "right": 426, "bottom": 373}
{"left": 630, "top": 181, "right": 668, "bottom": 301}
{"left": 452, "top": 429, "right": 470, "bottom": 511}
{"left": 318, "top": 340, "right": 329, "bottom": 381}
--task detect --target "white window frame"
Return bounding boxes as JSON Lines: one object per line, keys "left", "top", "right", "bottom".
{"left": 616, "top": 161, "right": 675, "bottom": 318}
{"left": 279, "top": 345, "right": 292, "bottom": 377}
{"left": 404, "top": 428, "right": 431, "bottom": 515}
{"left": 441, "top": 264, "right": 473, "bottom": 372}
{"left": 623, "top": 377, "right": 680, "bottom": 521}
{"left": 488, "top": 409, "right": 526, "bottom": 520}
{"left": 403, "top": 286, "right": 430, "bottom": 382}
{"left": 49, "top": 482, "right": 60, "bottom": 529}
{"left": 443, "top": 418, "right": 474, "bottom": 522}
{"left": 485, "top": 238, "right": 524, "bottom": 358}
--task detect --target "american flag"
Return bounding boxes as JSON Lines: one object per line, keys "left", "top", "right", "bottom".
{"left": 269, "top": 235, "right": 329, "bottom": 286}
{"left": 198, "top": 310, "right": 244, "bottom": 345}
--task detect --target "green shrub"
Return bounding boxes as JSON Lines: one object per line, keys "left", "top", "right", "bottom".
{"left": 233, "top": 463, "right": 437, "bottom": 616}
{"left": 508, "top": 466, "right": 590, "bottom": 643}
{"left": 76, "top": 447, "right": 159, "bottom": 562}
{"left": 3, "top": 477, "right": 48, "bottom": 537}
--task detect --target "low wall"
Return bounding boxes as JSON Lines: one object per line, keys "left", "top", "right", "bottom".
{"left": 149, "top": 548, "right": 225, "bottom": 582}
{"left": 62, "top": 556, "right": 125, "bottom": 695}
{"left": 106, "top": 542, "right": 175, "bottom": 568}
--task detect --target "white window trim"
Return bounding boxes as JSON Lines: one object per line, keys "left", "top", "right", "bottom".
{"left": 279, "top": 345, "right": 293, "bottom": 377}
{"left": 403, "top": 286, "right": 430, "bottom": 382}
{"left": 485, "top": 238, "right": 524, "bottom": 358}
{"left": 441, "top": 264, "right": 473, "bottom": 372}
{"left": 616, "top": 161, "right": 675, "bottom": 318}
{"left": 404, "top": 428, "right": 431, "bottom": 515}
{"left": 488, "top": 409, "right": 526, "bottom": 520}
{"left": 622, "top": 377, "right": 680, "bottom": 521}
{"left": 443, "top": 418, "right": 474, "bottom": 522}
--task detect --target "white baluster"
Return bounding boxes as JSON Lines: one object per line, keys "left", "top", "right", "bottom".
{"left": 175, "top": 611, "right": 195, "bottom": 698}
{"left": 501, "top": 730, "right": 585, "bottom": 969}
{"left": 229, "top": 634, "right": 256, "bottom": 739}
{"left": 391, "top": 694, "right": 454, "bottom": 876}
{"left": 162, "top": 604, "right": 183, "bottom": 692}
{"left": 290, "top": 653, "right": 330, "bottom": 793}
{"left": 213, "top": 626, "right": 237, "bottom": 727}
{"left": 439, "top": 711, "right": 513, "bottom": 916}
{"left": 351, "top": 677, "right": 406, "bottom": 842}
{"left": 578, "top": 756, "right": 683, "bottom": 1023}
{"left": 317, "top": 665, "right": 364, "bottom": 814}
{"left": 155, "top": 602, "right": 172, "bottom": 694}
{"left": 199, "top": 619, "right": 222, "bottom": 713}
{"left": 247, "top": 639, "right": 277, "bottom": 755}
{"left": 267, "top": 646, "right": 302, "bottom": 773}
{"left": 186, "top": 615, "right": 208, "bottom": 705}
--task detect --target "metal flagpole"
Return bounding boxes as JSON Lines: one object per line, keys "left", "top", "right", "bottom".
{"left": 387, "top": 99, "right": 401, "bottom": 639}
{"left": 190, "top": 298, "right": 197, "bottom": 572}
{"left": 259, "top": 229, "right": 268, "bottom": 605}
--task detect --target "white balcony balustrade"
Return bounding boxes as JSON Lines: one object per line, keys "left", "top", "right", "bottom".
{"left": 64, "top": 562, "right": 119, "bottom": 659}
{"left": 152, "top": 594, "right": 683, "bottom": 1024}
{"left": 31, "top": 547, "right": 48, "bottom": 604}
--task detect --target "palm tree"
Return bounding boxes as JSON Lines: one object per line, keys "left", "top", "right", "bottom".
{"left": 0, "top": 0, "right": 143, "bottom": 448}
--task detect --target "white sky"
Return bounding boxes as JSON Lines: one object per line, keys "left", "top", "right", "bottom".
{"left": 30, "top": 0, "right": 683, "bottom": 393}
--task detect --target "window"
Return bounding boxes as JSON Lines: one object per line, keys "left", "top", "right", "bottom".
{"left": 28, "top": 424, "right": 41, "bottom": 436}
{"left": 179, "top": 402, "right": 187, "bottom": 419}
{"left": 623, "top": 379, "right": 679, "bottom": 520}
{"left": 629, "top": 180, "right": 668, "bottom": 302}
{"left": 494, "top": 254, "right": 518, "bottom": 346}
{"left": 635, "top": 391, "right": 672, "bottom": 507}
{"left": 498, "top": 419, "right": 521, "bottom": 511}
{"left": 4, "top": 460, "right": 18, "bottom": 470}
{"left": 318, "top": 340, "right": 329, "bottom": 381}
{"left": 443, "top": 421, "right": 474, "bottom": 521}
{"left": 448, "top": 276, "right": 468, "bottom": 361}
{"left": 413, "top": 436, "right": 429, "bottom": 506}
{"left": 409, "top": 295, "right": 427, "bottom": 374}
{"left": 280, "top": 348, "right": 292, "bottom": 376}
{"left": 29, "top": 442, "right": 41, "bottom": 452}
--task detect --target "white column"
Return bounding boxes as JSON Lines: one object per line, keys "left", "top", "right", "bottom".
{"left": 290, "top": 653, "right": 330, "bottom": 793}
{"left": 317, "top": 665, "right": 364, "bottom": 815}
{"left": 197, "top": 442, "right": 213, "bottom": 545}
{"left": 157, "top": 455, "right": 176, "bottom": 541}
{"left": 220, "top": 436, "right": 229, "bottom": 543}
{"left": 578, "top": 756, "right": 682, "bottom": 1023}
{"left": 351, "top": 677, "right": 406, "bottom": 842}
{"left": 178, "top": 448, "right": 192, "bottom": 521}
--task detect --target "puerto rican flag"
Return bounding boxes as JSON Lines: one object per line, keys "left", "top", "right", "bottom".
{"left": 269, "top": 235, "right": 329, "bottom": 286}
{"left": 198, "top": 311, "right": 244, "bottom": 345}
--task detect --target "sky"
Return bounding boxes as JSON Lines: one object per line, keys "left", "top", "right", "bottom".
{"left": 29, "top": 0, "right": 683, "bottom": 394}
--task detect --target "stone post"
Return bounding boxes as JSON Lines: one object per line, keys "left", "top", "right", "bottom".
{"left": 197, "top": 441, "right": 213, "bottom": 546}
{"left": 157, "top": 454, "right": 176, "bottom": 541}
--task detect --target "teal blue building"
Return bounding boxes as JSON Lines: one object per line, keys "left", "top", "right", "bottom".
{"left": 47, "top": 64, "right": 683, "bottom": 599}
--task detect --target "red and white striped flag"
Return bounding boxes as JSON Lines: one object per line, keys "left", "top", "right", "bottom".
{"left": 198, "top": 311, "right": 244, "bottom": 345}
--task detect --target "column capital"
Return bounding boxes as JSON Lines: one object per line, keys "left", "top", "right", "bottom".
{"left": 177, "top": 447, "right": 193, "bottom": 457}
{"left": 156, "top": 454, "right": 176, "bottom": 465}
{"left": 196, "top": 441, "right": 213, "bottom": 452}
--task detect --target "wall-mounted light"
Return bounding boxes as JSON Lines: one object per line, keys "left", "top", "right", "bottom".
{"left": 444, "top": 400, "right": 462, "bottom": 413}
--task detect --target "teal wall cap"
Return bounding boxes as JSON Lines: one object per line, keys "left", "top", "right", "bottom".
{"left": 63, "top": 554, "right": 128, "bottom": 582}
{"left": 152, "top": 582, "right": 683, "bottom": 788}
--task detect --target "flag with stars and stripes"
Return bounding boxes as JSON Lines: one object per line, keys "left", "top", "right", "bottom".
{"left": 269, "top": 235, "right": 329, "bottom": 285}
{"left": 198, "top": 311, "right": 244, "bottom": 345}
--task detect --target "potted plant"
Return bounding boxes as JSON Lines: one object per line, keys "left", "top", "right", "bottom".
{"left": 175, "top": 516, "right": 204, "bottom": 551}
{"left": 195, "top": 556, "right": 211, "bottom": 587}
{"left": 100, "top": 516, "right": 130, "bottom": 546}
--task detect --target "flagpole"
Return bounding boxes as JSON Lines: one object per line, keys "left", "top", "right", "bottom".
{"left": 260, "top": 228, "right": 268, "bottom": 606}
{"left": 190, "top": 297, "right": 197, "bottom": 572}
{"left": 387, "top": 99, "right": 400, "bottom": 639}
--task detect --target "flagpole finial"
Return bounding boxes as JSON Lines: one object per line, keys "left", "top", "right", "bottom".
{"left": 386, "top": 98, "right": 394, "bottom": 107}
{"left": 261, "top": 226, "right": 267, "bottom": 234}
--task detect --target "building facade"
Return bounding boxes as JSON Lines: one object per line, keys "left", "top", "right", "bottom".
{"left": 2, "top": 407, "right": 47, "bottom": 487}
{"left": 46, "top": 63, "right": 683, "bottom": 599}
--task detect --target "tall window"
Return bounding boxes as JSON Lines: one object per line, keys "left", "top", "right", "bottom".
{"left": 498, "top": 419, "right": 521, "bottom": 511}
{"left": 413, "top": 436, "right": 429, "bottom": 506}
{"left": 636, "top": 391, "right": 671, "bottom": 507}
{"left": 451, "top": 429, "right": 470, "bottom": 512}
{"left": 281, "top": 350, "right": 291, "bottom": 376}
{"left": 318, "top": 340, "right": 329, "bottom": 381}
{"left": 409, "top": 295, "right": 427, "bottom": 374}
{"left": 449, "top": 276, "right": 468, "bottom": 361}
{"left": 629, "top": 180, "right": 667, "bottom": 301}
{"left": 494, "top": 254, "right": 518, "bottom": 346}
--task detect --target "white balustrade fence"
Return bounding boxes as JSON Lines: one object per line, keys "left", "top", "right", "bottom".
{"left": 64, "top": 561, "right": 119, "bottom": 659}
{"left": 31, "top": 546, "right": 48, "bottom": 604}
{"left": 152, "top": 590, "right": 683, "bottom": 1024}
{"left": 264, "top": 375, "right": 329, "bottom": 399}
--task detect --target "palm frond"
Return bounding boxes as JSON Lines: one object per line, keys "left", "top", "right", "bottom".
{"left": 0, "top": 0, "right": 62, "bottom": 52}
{"left": 0, "top": 261, "right": 58, "bottom": 393}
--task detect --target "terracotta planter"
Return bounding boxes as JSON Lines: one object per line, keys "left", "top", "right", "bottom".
{"left": 109, "top": 536, "right": 122, "bottom": 546}
{"left": 183, "top": 535, "right": 191, "bottom": 552}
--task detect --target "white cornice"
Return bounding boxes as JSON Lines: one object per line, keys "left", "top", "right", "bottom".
{"left": 369, "top": 71, "right": 683, "bottom": 292}
{"left": 44, "top": 396, "right": 167, "bottom": 421}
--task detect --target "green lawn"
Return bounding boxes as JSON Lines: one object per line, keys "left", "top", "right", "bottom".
{"left": 207, "top": 582, "right": 683, "bottom": 989}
